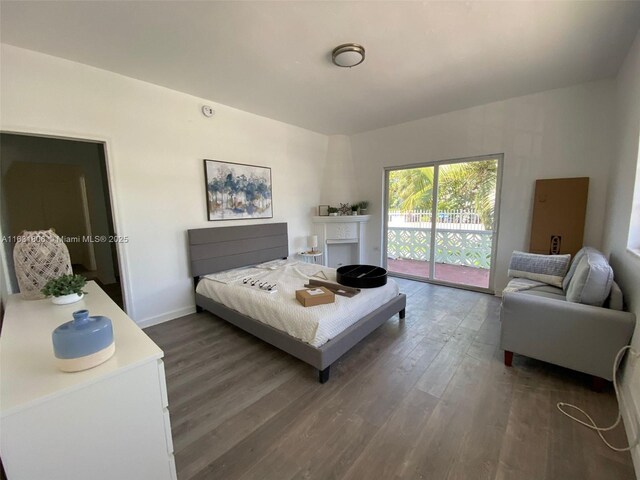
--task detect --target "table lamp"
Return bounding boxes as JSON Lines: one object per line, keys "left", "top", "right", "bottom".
{"left": 309, "top": 235, "right": 318, "bottom": 253}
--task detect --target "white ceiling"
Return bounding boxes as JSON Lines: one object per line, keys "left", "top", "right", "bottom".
{"left": 2, "top": 1, "right": 640, "bottom": 135}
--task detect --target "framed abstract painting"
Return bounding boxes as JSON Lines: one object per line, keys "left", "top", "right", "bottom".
{"left": 203, "top": 160, "right": 273, "bottom": 221}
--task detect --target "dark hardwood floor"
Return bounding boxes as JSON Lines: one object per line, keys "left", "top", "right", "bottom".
{"left": 145, "top": 278, "right": 635, "bottom": 480}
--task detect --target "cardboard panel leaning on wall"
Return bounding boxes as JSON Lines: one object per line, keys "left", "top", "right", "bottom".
{"left": 0, "top": 44, "right": 328, "bottom": 326}
{"left": 529, "top": 177, "right": 589, "bottom": 257}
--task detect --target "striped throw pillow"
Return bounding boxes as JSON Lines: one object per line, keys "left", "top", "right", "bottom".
{"left": 508, "top": 251, "right": 571, "bottom": 288}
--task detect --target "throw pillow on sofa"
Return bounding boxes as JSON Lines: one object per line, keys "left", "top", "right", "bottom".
{"left": 561, "top": 246, "right": 603, "bottom": 291}
{"left": 565, "top": 249, "right": 613, "bottom": 307}
{"left": 507, "top": 251, "right": 571, "bottom": 288}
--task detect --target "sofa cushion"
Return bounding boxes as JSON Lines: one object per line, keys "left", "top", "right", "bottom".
{"left": 565, "top": 250, "right": 613, "bottom": 307}
{"left": 562, "top": 246, "right": 592, "bottom": 291}
{"left": 508, "top": 251, "right": 571, "bottom": 288}
{"left": 503, "top": 278, "right": 564, "bottom": 295}
{"left": 605, "top": 281, "right": 624, "bottom": 311}
{"left": 519, "top": 289, "right": 567, "bottom": 301}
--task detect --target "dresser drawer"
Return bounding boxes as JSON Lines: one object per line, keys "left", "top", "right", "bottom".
{"left": 157, "top": 359, "right": 169, "bottom": 408}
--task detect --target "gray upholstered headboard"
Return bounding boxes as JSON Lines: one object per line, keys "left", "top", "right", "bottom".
{"left": 188, "top": 223, "right": 289, "bottom": 278}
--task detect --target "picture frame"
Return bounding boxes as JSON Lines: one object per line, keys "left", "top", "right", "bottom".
{"left": 203, "top": 159, "right": 273, "bottom": 221}
{"left": 318, "top": 205, "right": 329, "bottom": 216}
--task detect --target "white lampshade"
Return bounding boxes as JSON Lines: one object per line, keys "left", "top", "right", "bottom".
{"left": 309, "top": 235, "right": 318, "bottom": 249}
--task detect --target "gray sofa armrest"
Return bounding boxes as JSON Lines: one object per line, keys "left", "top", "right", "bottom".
{"left": 500, "top": 292, "right": 636, "bottom": 380}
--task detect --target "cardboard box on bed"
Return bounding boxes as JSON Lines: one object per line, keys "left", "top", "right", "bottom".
{"left": 296, "top": 287, "right": 335, "bottom": 307}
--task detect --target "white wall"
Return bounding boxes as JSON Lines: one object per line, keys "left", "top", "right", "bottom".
{"left": 603, "top": 30, "right": 640, "bottom": 471}
{"left": 319, "top": 135, "right": 359, "bottom": 206}
{"left": 0, "top": 44, "right": 328, "bottom": 325}
{"left": 349, "top": 80, "right": 616, "bottom": 293}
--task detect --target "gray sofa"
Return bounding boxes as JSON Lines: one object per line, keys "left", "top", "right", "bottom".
{"left": 500, "top": 247, "right": 636, "bottom": 382}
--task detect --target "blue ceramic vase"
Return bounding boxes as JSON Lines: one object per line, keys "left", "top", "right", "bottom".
{"left": 52, "top": 309, "right": 115, "bottom": 372}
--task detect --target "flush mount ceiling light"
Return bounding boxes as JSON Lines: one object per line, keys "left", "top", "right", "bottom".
{"left": 331, "top": 43, "right": 365, "bottom": 68}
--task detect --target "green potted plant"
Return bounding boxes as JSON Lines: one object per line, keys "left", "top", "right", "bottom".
{"left": 351, "top": 204, "right": 359, "bottom": 215}
{"left": 41, "top": 274, "right": 88, "bottom": 305}
{"left": 328, "top": 207, "right": 339, "bottom": 216}
{"left": 358, "top": 201, "right": 369, "bottom": 215}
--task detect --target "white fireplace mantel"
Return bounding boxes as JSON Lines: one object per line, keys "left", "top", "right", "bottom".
{"left": 312, "top": 215, "right": 371, "bottom": 267}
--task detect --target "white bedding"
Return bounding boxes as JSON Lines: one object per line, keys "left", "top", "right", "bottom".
{"left": 196, "top": 259, "right": 400, "bottom": 347}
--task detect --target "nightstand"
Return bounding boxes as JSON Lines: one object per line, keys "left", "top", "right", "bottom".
{"left": 299, "top": 251, "right": 324, "bottom": 264}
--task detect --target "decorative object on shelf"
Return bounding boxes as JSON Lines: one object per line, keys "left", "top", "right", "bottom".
{"left": 328, "top": 207, "right": 339, "bottom": 216}
{"left": 204, "top": 159, "right": 272, "bottom": 221}
{"left": 13, "top": 229, "right": 73, "bottom": 300}
{"left": 41, "top": 274, "right": 88, "bottom": 305}
{"left": 358, "top": 201, "right": 369, "bottom": 215}
{"left": 309, "top": 235, "right": 319, "bottom": 253}
{"left": 351, "top": 204, "right": 359, "bottom": 215}
{"left": 318, "top": 205, "right": 329, "bottom": 216}
{"left": 52, "top": 309, "right": 115, "bottom": 372}
{"left": 331, "top": 43, "right": 365, "bottom": 68}
{"left": 338, "top": 203, "right": 351, "bottom": 216}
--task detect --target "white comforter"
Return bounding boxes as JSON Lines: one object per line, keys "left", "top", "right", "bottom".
{"left": 196, "top": 259, "right": 400, "bottom": 347}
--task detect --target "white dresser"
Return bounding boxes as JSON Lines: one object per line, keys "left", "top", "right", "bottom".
{"left": 0, "top": 282, "right": 177, "bottom": 480}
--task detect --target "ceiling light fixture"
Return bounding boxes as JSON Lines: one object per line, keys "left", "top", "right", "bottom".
{"left": 331, "top": 43, "right": 365, "bottom": 68}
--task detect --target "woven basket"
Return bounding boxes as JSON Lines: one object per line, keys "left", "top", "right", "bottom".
{"left": 13, "top": 229, "right": 73, "bottom": 300}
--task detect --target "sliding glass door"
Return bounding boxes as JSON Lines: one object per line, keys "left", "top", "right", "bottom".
{"left": 384, "top": 155, "right": 502, "bottom": 292}
{"left": 386, "top": 165, "right": 435, "bottom": 280}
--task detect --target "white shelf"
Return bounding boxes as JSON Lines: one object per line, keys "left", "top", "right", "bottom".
{"left": 312, "top": 215, "right": 371, "bottom": 223}
{"left": 326, "top": 239, "right": 358, "bottom": 244}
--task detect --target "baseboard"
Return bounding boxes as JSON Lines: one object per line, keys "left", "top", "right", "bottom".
{"left": 137, "top": 305, "right": 196, "bottom": 329}
{"left": 620, "top": 376, "right": 640, "bottom": 478}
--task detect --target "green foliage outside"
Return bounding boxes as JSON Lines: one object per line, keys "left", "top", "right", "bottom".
{"left": 388, "top": 159, "right": 497, "bottom": 229}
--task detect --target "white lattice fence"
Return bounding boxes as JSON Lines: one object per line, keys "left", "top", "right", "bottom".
{"left": 387, "top": 228, "right": 431, "bottom": 261}
{"left": 388, "top": 209, "right": 485, "bottom": 230}
{"left": 388, "top": 227, "right": 493, "bottom": 269}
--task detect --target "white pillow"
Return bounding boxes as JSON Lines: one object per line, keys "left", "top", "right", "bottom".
{"left": 508, "top": 251, "right": 571, "bottom": 288}
{"left": 565, "top": 251, "right": 613, "bottom": 307}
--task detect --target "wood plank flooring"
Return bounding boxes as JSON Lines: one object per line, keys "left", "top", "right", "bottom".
{"left": 145, "top": 278, "right": 635, "bottom": 480}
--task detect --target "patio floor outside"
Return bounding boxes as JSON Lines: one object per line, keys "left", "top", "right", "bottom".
{"left": 387, "top": 257, "right": 490, "bottom": 289}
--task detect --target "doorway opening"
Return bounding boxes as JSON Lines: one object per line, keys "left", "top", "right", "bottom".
{"left": 384, "top": 154, "right": 502, "bottom": 292}
{"left": 1, "top": 133, "right": 124, "bottom": 308}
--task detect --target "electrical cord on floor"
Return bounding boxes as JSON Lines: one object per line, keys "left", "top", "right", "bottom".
{"left": 557, "top": 345, "right": 640, "bottom": 452}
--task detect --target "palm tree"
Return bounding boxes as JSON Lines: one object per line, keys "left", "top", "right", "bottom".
{"left": 389, "top": 167, "right": 434, "bottom": 211}
{"left": 389, "top": 159, "right": 497, "bottom": 229}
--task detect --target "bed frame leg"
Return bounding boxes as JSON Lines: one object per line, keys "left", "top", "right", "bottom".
{"left": 504, "top": 350, "right": 513, "bottom": 367}
{"left": 196, "top": 305, "right": 204, "bottom": 313}
{"left": 399, "top": 308, "right": 406, "bottom": 320}
{"left": 319, "top": 366, "right": 330, "bottom": 384}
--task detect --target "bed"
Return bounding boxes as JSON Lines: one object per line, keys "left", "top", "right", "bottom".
{"left": 188, "top": 223, "right": 406, "bottom": 383}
